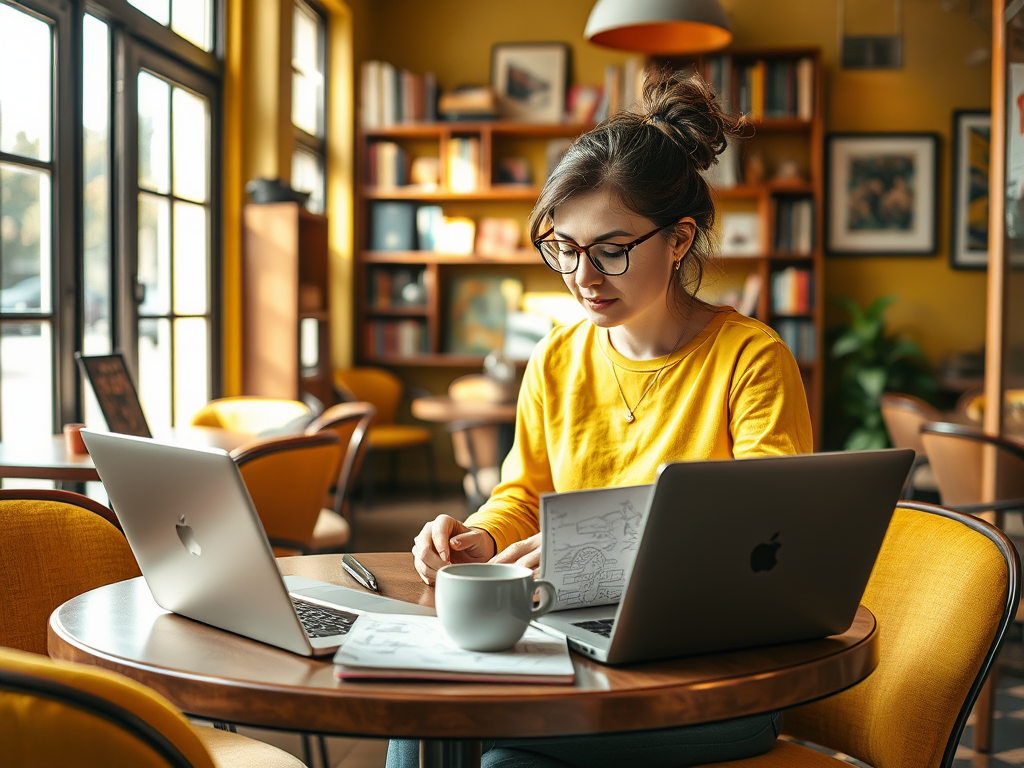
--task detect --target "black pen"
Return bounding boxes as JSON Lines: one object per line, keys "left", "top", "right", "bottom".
{"left": 342, "top": 554, "right": 380, "bottom": 593}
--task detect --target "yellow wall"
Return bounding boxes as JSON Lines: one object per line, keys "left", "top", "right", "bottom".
{"left": 223, "top": 0, "right": 363, "bottom": 394}
{"left": 358, "top": 0, "right": 991, "bottom": 366}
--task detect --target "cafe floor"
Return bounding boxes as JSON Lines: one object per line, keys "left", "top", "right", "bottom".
{"left": 216, "top": 487, "right": 1024, "bottom": 768}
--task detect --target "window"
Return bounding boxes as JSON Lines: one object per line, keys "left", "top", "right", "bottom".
{"left": 291, "top": 0, "right": 326, "bottom": 214}
{"left": 0, "top": 0, "right": 221, "bottom": 457}
{"left": 128, "top": 48, "right": 218, "bottom": 431}
{"left": 128, "top": 0, "right": 214, "bottom": 52}
{"left": 0, "top": 0, "right": 74, "bottom": 447}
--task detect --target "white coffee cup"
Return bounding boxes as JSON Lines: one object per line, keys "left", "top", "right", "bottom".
{"left": 435, "top": 563, "right": 557, "bottom": 652}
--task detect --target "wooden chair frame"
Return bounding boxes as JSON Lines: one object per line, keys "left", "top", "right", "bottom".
{"left": 305, "top": 401, "right": 376, "bottom": 520}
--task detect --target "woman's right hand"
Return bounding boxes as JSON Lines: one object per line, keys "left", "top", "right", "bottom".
{"left": 412, "top": 514, "right": 496, "bottom": 585}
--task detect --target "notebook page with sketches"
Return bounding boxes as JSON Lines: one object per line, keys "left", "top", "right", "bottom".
{"left": 540, "top": 484, "right": 654, "bottom": 613}
{"left": 333, "top": 613, "right": 574, "bottom": 684}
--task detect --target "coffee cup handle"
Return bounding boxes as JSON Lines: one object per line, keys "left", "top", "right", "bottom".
{"left": 530, "top": 579, "right": 557, "bottom": 619}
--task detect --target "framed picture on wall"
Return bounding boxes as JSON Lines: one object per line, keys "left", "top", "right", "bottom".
{"left": 951, "top": 110, "right": 991, "bottom": 269}
{"left": 491, "top": 42, "right": 570, "bottom": 124}
{"left": 825, "top": 133, "right": 939, "bottom": 256}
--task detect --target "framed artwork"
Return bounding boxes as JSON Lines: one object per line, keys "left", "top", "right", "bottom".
{"left": 75, "top": 352, "right": 152, "bottom": 437}
{"left": 951, "top": 111, "right": 991, "bottom": 269}
{"left": 491, "top": 43, "right": 570, "bottom": 124}
{"left": 825, "top": 133, "right": 939, "bottom": 256}
{"left": 445, "top": 275, "right": 523, "bottom": 355}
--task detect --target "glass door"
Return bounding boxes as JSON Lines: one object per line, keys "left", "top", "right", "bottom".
{"left": 120, "top": 43, "right": 219, "bottom": 430}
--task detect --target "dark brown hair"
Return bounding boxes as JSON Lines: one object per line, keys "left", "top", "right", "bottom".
{"left": 529, "top": 68, "right": 749, "bottom": 301}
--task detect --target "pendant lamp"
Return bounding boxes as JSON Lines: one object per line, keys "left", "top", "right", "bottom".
{"left": 584, "top": 0, "right": 733, "bottom": 55}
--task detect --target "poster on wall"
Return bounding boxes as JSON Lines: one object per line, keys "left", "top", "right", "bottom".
{"left": 825, "top": 133, "right": 939, "bottom": 256}
{"left": 951, "top": 110, "right": 990, "bottom": 270}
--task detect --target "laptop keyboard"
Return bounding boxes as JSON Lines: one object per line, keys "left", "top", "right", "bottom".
{"left": 572, "top": 618, "right": 615, "bottom": 638}
{"left": 291, "top": 598, "right": 358, "bottom": 638}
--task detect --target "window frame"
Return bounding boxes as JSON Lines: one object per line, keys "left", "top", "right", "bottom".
{"left": 0, "top": 0, "right": 78, "bottom": 433}
{"left": 117, "top": 36, "right": 223, "bottom": 408}
{"left": 291, "top": 0, "right": 327, "bottom": 212}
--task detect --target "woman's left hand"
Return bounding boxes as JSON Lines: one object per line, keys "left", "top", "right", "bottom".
{"left": 489, "top": 533, "right": 541, "bottom": 573}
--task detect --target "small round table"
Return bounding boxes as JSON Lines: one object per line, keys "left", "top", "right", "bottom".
{"left": 49, "top": 553, "right": 879, "bottom": 768}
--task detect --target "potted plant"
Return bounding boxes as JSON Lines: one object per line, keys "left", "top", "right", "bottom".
{"left": 824, "top": 295, "right": 938, "bottom": 451}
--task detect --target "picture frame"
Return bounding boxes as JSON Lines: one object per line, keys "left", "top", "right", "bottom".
{"left": 75, "top": 352, "right": 152, "bottom": 437}
{"left": 825, "top": 133, "right": 939, "bottom": 256}
{"left": 491, "top": 42, "right": 570, "bottom": 124}
{"left": 951, "top": 110, "right": 991, "bottom": 269}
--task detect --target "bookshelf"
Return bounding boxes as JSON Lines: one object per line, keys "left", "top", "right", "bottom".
{"left": 242, "top": 202, "right": 333, "bottom": 408}
{"left": 355, "top": 121, "right": 587, "bottom": 367}
{"left": 662, "top": 46, "right": 825, "bottom": 443}
{"left": 355, "top": 47, "right": 824, "bottom": 442}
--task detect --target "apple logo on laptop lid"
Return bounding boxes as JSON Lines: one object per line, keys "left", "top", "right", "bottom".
{"left": 176, "top": 515, "right": 202, "bottom": 557}
{"left": 750, "top": 532, "right": 781, "bottom": 572}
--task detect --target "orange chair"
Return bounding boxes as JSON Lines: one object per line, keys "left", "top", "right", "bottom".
{"left": 333, "top": 367, "right": 437, "bottom": 506}
{"left": 304, "top": 401, "right": 376, "bottom": 548}
{"left": 879, "top": 392, "right": 941, "bottom": 499}
{"left": 231, "top": 432, "right": 346, "bottom": 554}
{"left": 446, "top": 374, "right": 515, "bottom": 511}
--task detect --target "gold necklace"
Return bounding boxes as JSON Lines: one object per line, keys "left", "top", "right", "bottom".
{"left": 601, "top": 327, "right": 688, "bottom": 424}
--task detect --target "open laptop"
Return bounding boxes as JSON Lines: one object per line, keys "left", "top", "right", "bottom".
{"left": 535, "top": 449, "right": 914, "bottom": 665}
{"left": 81, "top": 429, "right": 433, "bottom": 657}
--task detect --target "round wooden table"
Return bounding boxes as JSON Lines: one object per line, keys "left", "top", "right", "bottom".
{"left": 0, "top": 427, "right": 260, "bottom": 484}
{"left": 411, "top": 395, "right": 517, "bottom": 424}
{"left": 49, "top": 553, "right": 879, "bottom": 768}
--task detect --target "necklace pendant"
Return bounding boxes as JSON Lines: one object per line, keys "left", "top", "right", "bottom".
{"left": 624, "top": 411, "right": 635, "bottom": 423}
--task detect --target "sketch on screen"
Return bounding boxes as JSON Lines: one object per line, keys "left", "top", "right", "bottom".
{"left": 540, "top": 484, "right": 653, "bottom": 612}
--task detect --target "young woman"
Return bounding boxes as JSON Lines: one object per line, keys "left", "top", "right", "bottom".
{"left": 391, "top": 69, "right": 813, "bottom": 768}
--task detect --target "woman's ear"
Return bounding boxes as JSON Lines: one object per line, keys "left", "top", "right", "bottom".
{"left": 672, "top": 218, "right": 697, "bottom": 257}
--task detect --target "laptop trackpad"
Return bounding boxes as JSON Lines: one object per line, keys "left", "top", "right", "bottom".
{"left": 284, "top": 575, "right": 435, "bottom": 616}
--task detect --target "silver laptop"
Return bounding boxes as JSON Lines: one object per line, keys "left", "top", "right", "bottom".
{"left": 81, "top": 429, "right": 433, "bottom": 657}
{"left": 536, "top": 449, "right": 914, "bottom": 665}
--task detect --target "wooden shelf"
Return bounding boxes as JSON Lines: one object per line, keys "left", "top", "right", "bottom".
{"left": 365, "top": 306, "right": 429, "bottom": 317}
{"left": 361, "top": 121, "right": 592, "bottom": 138}
{"left": 364, "top": 186, "right": 542, "bottom": 201}
{"left": 363, "top": 250, "right": 539, "bottom": 265}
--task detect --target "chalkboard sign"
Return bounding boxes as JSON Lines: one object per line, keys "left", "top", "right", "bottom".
{"left": 75, "top": 352, "right": 152, "bottom": 437}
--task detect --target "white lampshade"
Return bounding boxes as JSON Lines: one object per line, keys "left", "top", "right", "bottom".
{"left": 584, "top": 0, "right": 733, "bottom": 55}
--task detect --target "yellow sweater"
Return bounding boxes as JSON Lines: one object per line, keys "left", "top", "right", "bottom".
{"left": 464, "top": 309, "right": 813, "bottom": 552}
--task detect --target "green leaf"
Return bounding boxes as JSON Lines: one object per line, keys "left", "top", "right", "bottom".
{"left": 845, "top": 426, "right": 889, "bottom": 451}
{"left": 831, "top": 331, "right": 863, "bottom": 359}
{"left": 856, "top": 367, "right": 887, "bottom": 402}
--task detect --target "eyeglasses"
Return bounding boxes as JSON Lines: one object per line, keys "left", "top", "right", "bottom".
{"left": 533, "top": 224, "right": 670, "bottom": 276}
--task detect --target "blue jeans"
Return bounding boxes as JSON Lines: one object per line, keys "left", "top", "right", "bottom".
{"left": 386, "top": 711, "right": 782, "bottom": 768}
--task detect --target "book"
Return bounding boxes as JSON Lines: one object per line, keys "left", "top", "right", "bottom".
{"left": 333, "top": 612, "right": 575, "bottom": 684}
{"left": 540, "top": 484, "right": 654, "bottom": 612}
{"left": 370, "top": 201, "right": 416, "bottom": 251}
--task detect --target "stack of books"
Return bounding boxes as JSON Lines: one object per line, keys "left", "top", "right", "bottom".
{"left": 360, "top": 60, "right": 438, "bottom": 128}
{"left": 774, "top": 198, "right": 814, "bottom": 255}
{"left": 771, "top": 266, "right": 813, "bottom": 315}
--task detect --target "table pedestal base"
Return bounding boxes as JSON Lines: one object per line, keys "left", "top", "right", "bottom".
{"left": 420, "top": 739, "right": 482, "bottom": 768}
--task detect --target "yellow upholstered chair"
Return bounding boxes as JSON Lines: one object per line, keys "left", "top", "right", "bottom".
{"left": 879, "top": 392, "right": 941, "bottom": 498}
{"left": 0, "top": 646, "right": 305, "bottom": 768}
{"left": 231, "top": 432, "right": 346, "bottom": 555}
{"left": 698, "top": 500, "right": 1020, "bottom": 768}
{"left": 190, "top": 396, "right": 314, "bottom": 436}
{"left": 304, "top": 401, "right": 375, "bottom": 548}
{"left": 957, "top": 387, "right": 1024, "bottom": 427}
{"left": 333, "top": 367, "right": 436, "bottom": 505}
{"left": 0, "top": 490, "right": 305, "bottom": 767}
{"left": 0, "top": 489, "right": 141, "bottom": 656}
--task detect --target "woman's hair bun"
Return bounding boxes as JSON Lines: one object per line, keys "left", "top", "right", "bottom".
{"left": 638, "top": 68, "right": 748, "bottom": 173}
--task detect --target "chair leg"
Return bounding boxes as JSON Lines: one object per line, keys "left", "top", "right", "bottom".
{"left": 424, "top": 442, "right": 439, "bottom": 500}
{"left": 362, "top": 449, "right": 375, "bottom": 510}
{"left": 974, "top": 674, "right": 998, "bottom": 752}
{"left": 301, "top": 733, "right": 314, "bottom": 766}
{"left": 318, "top": 734, "right": 330, "bottom": 767}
